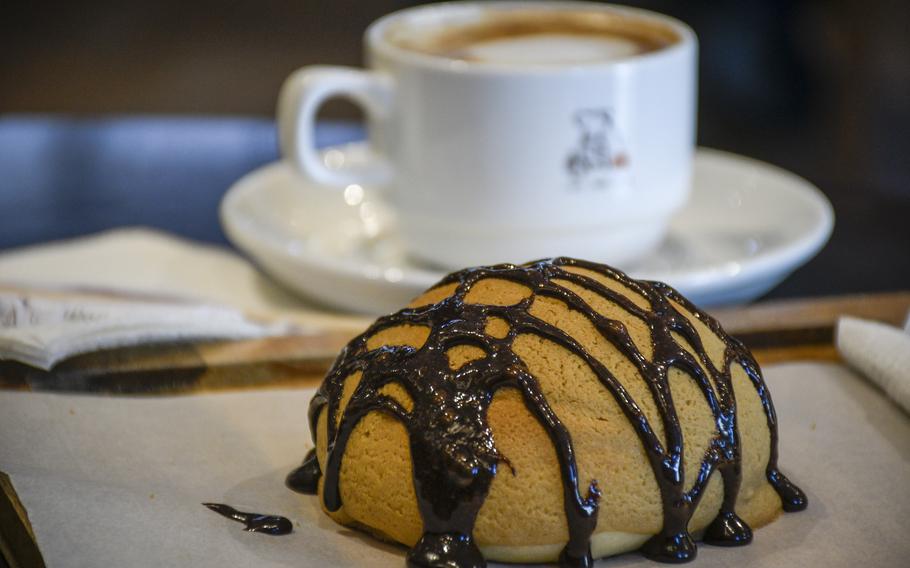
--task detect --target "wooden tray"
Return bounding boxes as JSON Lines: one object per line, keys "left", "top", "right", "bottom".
{"left": 1, "top": 291, "right": 907, "bottom": 396}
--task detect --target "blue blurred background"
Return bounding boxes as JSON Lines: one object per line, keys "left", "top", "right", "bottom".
{"left": 0, "top": 0, "right": 907, "bottom": 297}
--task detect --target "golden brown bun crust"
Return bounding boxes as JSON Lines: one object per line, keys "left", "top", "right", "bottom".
{"left": 314, "top": 265, "right": 784, "bottom": 562}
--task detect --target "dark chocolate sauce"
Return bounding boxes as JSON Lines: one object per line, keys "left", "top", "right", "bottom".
{"left": 287, "top": 258, "right": 806, "bottom": 567}
{"left": 287, "top": 448, "right": 321, "bottom": 494}
{"left": 203, "top": 503, "right": 293, "bottom": 535}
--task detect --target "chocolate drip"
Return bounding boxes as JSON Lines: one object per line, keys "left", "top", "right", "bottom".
{"left": 203, "top": 503, "right": 293, "bottom": 535}
{"left": 292, "top": 258, "right": 805, "bottom": 566}
{"left": 287, "top": 448, "right": 321, "bottom": 494}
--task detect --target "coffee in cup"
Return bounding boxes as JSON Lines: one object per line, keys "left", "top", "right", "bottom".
{"left": 386, "top": 9, "right": 676, "bottom": 64}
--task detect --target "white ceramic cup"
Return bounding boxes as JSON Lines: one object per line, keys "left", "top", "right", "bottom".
{"left": 279, "top": 1, "right": 697, "bottom": 269}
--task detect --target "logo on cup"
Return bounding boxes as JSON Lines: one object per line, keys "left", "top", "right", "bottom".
{"left": 566, "top": 108, "right": 630, "bottom": 190}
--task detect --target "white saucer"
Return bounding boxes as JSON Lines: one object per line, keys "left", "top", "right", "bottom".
{"left": 221, "top": 145, "right": 833, "bottom": 314}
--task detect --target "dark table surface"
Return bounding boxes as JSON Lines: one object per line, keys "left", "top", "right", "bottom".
{"left": 0, "top": 115, "right": 907, "bottom": 303}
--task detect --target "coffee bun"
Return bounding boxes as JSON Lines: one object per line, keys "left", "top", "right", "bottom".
{"left": 291, "top": 258, "right": 806, "bottom": 566}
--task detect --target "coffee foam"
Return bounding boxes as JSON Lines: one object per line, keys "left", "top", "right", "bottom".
{"left": 385, "top": 9, "right": 678, "bottom": 65}
{"left": 459, "top": 34, "right": 645, "bottom": 65}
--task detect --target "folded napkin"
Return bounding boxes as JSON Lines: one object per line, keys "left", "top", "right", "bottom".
{"left": 836, "top": 312, "right": 910, "bottom": 413}
{"left": 0, "top": 228, "right": 371, "bottom": 369}
{"left": 0, "top": 287, "right": 294, "bottom": 370}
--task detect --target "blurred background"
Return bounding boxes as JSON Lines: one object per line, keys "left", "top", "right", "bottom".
{"left": 1, "top": 0, "right": 908, "bottom": 297}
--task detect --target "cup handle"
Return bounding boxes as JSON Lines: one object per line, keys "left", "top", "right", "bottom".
{"left": 278, "top": 65, "right": 394, "bottom": 187}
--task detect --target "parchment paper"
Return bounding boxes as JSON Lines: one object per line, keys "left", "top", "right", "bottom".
{"left": 1, "top": 362, "right": 908, "bottom": 567}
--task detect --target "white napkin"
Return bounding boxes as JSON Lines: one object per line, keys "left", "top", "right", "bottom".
{"left": 0, "top": 288, "right": 294, "bottom": 370}
{"left": 836, "top": 312, "right": 910, "bottom": 413}
{"left": 0, "top": 228, "right": 371, "bottom": 369}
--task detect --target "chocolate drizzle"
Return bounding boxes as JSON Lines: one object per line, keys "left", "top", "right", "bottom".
{"left": 202, "top": 503, "right": 293, "bottom": 535}
{"left": 287, "top": 258, "right": 806, "bottom": 567}
{"left": 286, "top": 448, "right": 321, "bottom": 494}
